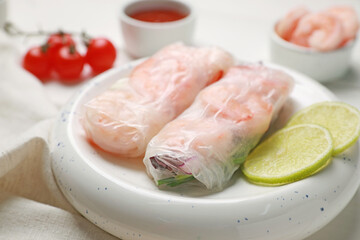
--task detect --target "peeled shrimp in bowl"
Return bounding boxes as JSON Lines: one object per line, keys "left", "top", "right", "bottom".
{"left": 271, "top": 6, "right": 358, "bottom": 82}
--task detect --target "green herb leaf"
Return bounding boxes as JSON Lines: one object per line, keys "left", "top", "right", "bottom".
{"left": 158, "top": 175, "right": 195, "bottom": 187}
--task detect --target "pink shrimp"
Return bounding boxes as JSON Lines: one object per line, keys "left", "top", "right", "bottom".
{"left": 290, "top": 12, "right": 344, "bottom": 51}
{"left": 199, "top": 84, "right": 272, "bottom": 124}
{"left": 130, "top": 43, "right": 232, "bottom": 116}
{"left": 83, "top": 85, "right": 164, "bottom": 156}
{"left": 83, "top": 43, "right": 234, "bottom": 157}
{"left": 326, "top": 6, "right": 359, "bottom": 43}
{"left": 276, "top": 6, "right": 310, "bottom": 41}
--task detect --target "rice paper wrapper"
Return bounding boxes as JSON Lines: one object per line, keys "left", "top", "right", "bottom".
{"left": 144, "top": 63, "right": 294, "bottom": 190}
{"left": 82, "top": 42, "right": 234, "bottom": 157}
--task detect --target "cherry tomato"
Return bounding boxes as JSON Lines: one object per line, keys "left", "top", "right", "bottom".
{"left": 47, "top": 32, "right": 75, "bottom": 63}
{"left": 53, "top": 45, "right": 84, "bottom": 82}
{"left": 85, "top": 38, "right": 116, "bottom": 73}
{"left": 23, "top": 45, "right": 51, "bottom": 80}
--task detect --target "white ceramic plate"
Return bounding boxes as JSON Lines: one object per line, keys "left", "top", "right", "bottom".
{"left": 50, "top": 60, "right": 360, "bottom": 240}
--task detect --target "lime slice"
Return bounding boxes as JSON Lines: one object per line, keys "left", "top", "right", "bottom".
{"left": 287, "top": 101, "right": 360, "bottom": 155}
{"left": 241, "top": 124, "right": 333, "bottom": 186}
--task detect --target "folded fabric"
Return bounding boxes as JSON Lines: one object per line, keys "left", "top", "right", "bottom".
{"left": 0, "top": 35, "right": 116, "bottom": 240}
{"left": 0, "top": 192, "right": 118, "bottom": 240}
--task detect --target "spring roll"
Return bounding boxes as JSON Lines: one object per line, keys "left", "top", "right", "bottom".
{"left": 144, "top": 64, "right": 294, "bottom": 189}
{"left": 83, "top": 43, "right": 234, "bottom": 157}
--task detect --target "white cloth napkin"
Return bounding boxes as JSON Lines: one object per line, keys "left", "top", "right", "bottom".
{"left": 0, "top": 33, "right": 119, "bottom": 239}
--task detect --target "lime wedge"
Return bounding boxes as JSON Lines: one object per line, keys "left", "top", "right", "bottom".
{"left": 241, "top": 124, "right": 333, "bottom": 186}
{"left": 287, "top": 101, "right": 360, "bottom": 155}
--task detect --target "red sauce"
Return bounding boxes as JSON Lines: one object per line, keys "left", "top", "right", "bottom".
{"left": 130, "top": 9, "right": 187, "bottom": 23}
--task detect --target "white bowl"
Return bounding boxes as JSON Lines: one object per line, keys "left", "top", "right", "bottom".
{"left": 120, "top": 0, "right": 195, "bottom": 58}
{"left": 50, "top": 59, "right": 360, "bottom": 240}
{"left": 270, "top": 24, "right": 356, "bottom": 83}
